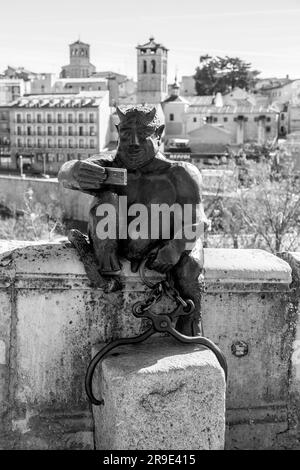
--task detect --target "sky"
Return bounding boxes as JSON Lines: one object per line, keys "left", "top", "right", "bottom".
{"left": 0, "top": 0, "right": 299, "bottom": 82}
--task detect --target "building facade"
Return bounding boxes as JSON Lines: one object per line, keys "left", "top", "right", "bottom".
{"left": 136, "top": 37, "right": 168, "bottom": 104}
{"left": 6, "top": 91, "right": 111, "bottom": 174}
{"left": 0, "top": 107, "right": 11, "bottom": 168}
{"left": 60, "top": 40, "right": 96, "bottom": 79}
{"left": 163, "top": 88, "right": 279, "bottom": 148}
{"left": 0, "top": 79, "right": 28, "bottom": 105}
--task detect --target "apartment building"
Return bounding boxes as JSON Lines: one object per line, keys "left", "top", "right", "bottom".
{"left": 7, "top": 91, "right": 111, "bottom": 174}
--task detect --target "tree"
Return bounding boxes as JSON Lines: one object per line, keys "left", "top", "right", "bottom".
{"left": 194, "top": 55, "right": 260, "bottom": 95}
{"left": 207, "top": 157, "right": 300, "bottom": 253}
{"left": 0, "top": 188, "right": 65, "bottom": 242}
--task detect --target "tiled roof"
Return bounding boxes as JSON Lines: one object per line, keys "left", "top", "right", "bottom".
{"left": 163, "top": 95, "right": 189, "bottom": 104}
{"left": 187, "top": 96, "right": 215, "bottom": 106}
{"left": 186, "top": 103, "right": 276, "bottom": 114}
{"left": 136, "top": 36, "right": 168, "bottom": 51}
{"left": 8, "top": 92, "right": 107, "bottom": 108}
{"left": 70, "top": 40, "right": 90, "bottom": 47}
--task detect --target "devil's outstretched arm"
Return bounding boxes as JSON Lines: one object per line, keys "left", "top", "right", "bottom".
{"left": 58, "top": 155, "right": 116, "bottom": 194}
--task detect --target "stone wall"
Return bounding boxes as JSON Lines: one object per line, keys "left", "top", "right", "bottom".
{"left": 0, "top": 242, "right": 299, "bottom": 449}
{"left": 0, "top": 170, "right": 237, "bottom": 226}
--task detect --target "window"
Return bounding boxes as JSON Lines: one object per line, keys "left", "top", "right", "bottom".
{"left": 79, "top": 113, "right": 84, "bottom": 123}
{"left": 68, "top": 114, "right": 73, "bottom": 123}
{"left": 26, "top": 114, "right": 32, "bottom": 123}
{"left": 27, "top": 127, "right": 32, "bottom": 135}
{"left": 58, "top": 126, "right": 63, "bottom": 136}
{"left": 143, "top": 60, "right": 147, "bottom": 73}
{"left": 68, "top": 126, "right": 73, "bottom": 136}
{"left": 89, "top": 113, "right": 95, "bottom": 123}
{"left": 37, "top": 127, "right": 42, "bottom": 136}
{"left": 90, "top": 126, "right": 95, "bottom": 136}
{"left": 47, "top": 126, "right": 52, "bottom": 136}
{"left": 169, "top": 113, "right": 174, "bottom": 121}
{"left": 17, "top": 139, "right": 22, "bottom": 147}
{"left": 57, "top": 113, "right": 62, "bottom": 123}
{"left": 47, "top": 114, "right": 52, "bottom": 123}
{"left": 266, "top": 117, "right": 271, "bottom": 122}
{"left": 79, "top": 139, "right": 84, "bottom": 148}
{"left": 27, "top": 139, "right": 32, "bottom": 148}
{"left": 193, "top": 117, "right": 197, "bottom": 123}
{"left": 90, "top": 139, "right": 95, "bottom": 148}
{"left": 17, "top": 127, "right": 21, "bottom": 135}
{"left": 37, "top": 114, "right": 42, "bottom": 123}
{"left": 48, "top": 139, "right": 52, "bottom": 148}
{"left": 151, "top": 60, "right": 156, "bottom": 73}
{"left": 58, "top": 139, "right": 63, "bottom": 148}
{"left": 16, "top": 114, "right": 21, "bottom": 123}
{"left": 79, "top": 126, "right": 84, "bottom": 136}
{"left": 281, "top": 114, "right": 285, "bottom": 121}
{"left": 266, "top": 126, "right": 271, "bottom": 132}
{"left": 223, "top": 117, "right": 228, "bottom": 122}
{"left": 57, "top": 153, "right": 65, "bottom": 162}
{"left": 68, "top": 139, "right": 73, "bottom": 148}
{"left": 37, "top": 139, "right": 42, "bottom": 148}
{"left": 213, "top": 117, "right": 218, "bottom": 123}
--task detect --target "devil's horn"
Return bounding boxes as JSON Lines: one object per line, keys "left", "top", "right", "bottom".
{"left": 146, "top": 107, "right": 156, "bottom": 122}
{"left": 116, "top": 106, "right": 126, "bottom": 121}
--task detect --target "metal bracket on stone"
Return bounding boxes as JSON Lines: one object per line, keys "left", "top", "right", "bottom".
{"left": 85, "top": 259, "right": 228, "bottom": 406}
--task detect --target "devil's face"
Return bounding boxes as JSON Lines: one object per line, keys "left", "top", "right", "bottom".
{"left": 116, "top": 108, "right": 164, "bottom": 170}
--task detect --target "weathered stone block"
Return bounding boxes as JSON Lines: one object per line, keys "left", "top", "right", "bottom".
{"left": 93, "top": 338, "right": 226, "bottom": 450}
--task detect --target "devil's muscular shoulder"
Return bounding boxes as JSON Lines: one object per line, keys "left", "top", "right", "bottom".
{"left": 167, "top": 161, "right": 203, "bottom": 205}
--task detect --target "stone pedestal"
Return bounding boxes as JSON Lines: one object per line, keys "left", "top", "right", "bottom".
{"left": 93, "top": 338, "right": 226, "bottom": 450}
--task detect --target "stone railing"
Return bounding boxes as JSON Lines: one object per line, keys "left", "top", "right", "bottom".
{"left": 0, "top": 242, "right": 299, "bottom": 449}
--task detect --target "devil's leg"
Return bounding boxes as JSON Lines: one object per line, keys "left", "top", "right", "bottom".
{"left": 88, "top": 192, "right": 121, "bottom": 274}
{"left": 171, "top": 249, "right": 204, "bottom": 337}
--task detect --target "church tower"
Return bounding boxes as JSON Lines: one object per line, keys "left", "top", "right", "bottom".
{"left": 60, "top": 40, "right": 96, "bottom": 78}
{"left": 136, "top": 37, "right": 168, "bottom": 104}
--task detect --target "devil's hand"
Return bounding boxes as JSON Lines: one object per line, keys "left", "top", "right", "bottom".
{"left": 74, "top": 161, "right": 107, "bottom": 190}
{"left": 146, "top": 241, "right": 184, "bottom": 273}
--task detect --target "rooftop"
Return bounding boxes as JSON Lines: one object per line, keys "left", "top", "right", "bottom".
{"left": 7, "top": 91, "right": 108, "bottom": 108}
{"left": 136, "top": 36, "right": 168, "bottom": 51}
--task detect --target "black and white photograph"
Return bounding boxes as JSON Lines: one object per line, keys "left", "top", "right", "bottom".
{"left": 0, "top": 0, "right": 299, "bottom": 455}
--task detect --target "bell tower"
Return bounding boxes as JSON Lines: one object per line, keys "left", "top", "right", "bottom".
{"left": 60, "top": 39, "right": 96, "bottom": 78}
{"left": 136, "top": 36, "right": 168, "bottom": 104}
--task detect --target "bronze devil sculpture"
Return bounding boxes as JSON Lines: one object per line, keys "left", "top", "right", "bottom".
{"left": 58, "top": 105, "right": 227, "bottom": 404}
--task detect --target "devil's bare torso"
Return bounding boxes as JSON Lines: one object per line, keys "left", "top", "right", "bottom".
{"left": 85, "top": 153, "right": 204, "bottom": 262}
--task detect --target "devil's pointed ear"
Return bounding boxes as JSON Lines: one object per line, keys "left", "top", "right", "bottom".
{"left": 146, "top": 107, "right": 157, "bottom": 122}
{"left": 115, "top": 123, "right": 119, "bottom": 133}
{"left": 116, "top": 106, "right": 125, "bottom": 121}
{"left": 156, "top": 125, "right": 165, "bottom": 139}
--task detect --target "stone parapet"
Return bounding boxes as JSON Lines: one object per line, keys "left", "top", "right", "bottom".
{"left": 0, "top": 241, "right": 297, "bottom": 449}
{"left": 93, "top": 338, "right": 226, "bottom": 450}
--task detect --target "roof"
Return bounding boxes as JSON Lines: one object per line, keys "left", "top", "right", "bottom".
{"left": 54, "top": 77, "right": 107, "bottom": 84}
{"left": 136, "top": 36, "right": 168, "bottom": 51}
{"left": 70, "top": 40, "right": 90, "bottom": 47}
{"left": 186, "top": 96, "right": 215, "bottom": 106}
{"left": 163, "top": 95, "right": 189, "bottom": 104}
{"left": 8, "top": 91, "right": 108, "bottom": 108}
{"left": 188, "top": 124, "right": 231, "bottom": 137}
{"left": 186, "top": 103, "right": 277, "bottom": 114}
